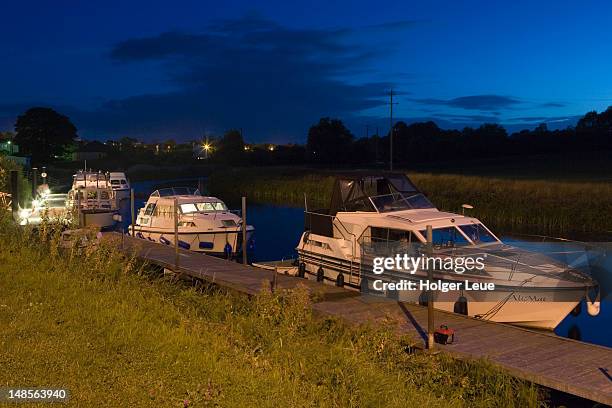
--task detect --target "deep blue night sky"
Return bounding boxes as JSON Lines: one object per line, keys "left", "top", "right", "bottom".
{"left": 1, "top": 0, "right": 611, "bottom": 142}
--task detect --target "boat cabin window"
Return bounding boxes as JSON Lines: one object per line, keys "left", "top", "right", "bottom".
{"left": 371, "top": 227, "right": 414, "bottom": 244}
{"left": 196, "top": 202, "right": 227, "bottom": 212}
{"left": 111, "top": 180, "right": 120, "bottom": 185}
{"left": 144, "top": 203, "right": 156, "bottom": 216}
{"left": 180, "top": 203, "right": 198, "bottom": 214}
{"left": 459, "top": 224, "right": 498, "bottom": 244}
{"left": 420, "top": 227, "right": 470, "bottom": 248}
{"left": 180, "top": 202, "right": 228, "bottom": 214}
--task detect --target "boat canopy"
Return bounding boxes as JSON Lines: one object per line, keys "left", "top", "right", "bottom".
{"left": 151, "top": 187, "right": 201, "bottom": 197}
{"left": 329, "top": 173, "right": 434, "bottom": 215}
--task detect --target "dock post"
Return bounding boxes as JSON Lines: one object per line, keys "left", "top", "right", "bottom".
{"left": 242, "top": 196, "right": 247, "bottom": 264}
{"left": 174, "top": 197, "right": 179, "bottom": 272}
{"left": 426, "top": 224, "right": 434, "bottom": 350}
{"left": 10, "top": 170, "right": 19, "bottom": 220}
{"left": 32, "top": 167, "right": 38, "bottom": 198}
{"left": 76, "top": 189, "right": 82, "bottom": 227}
{"left": 130, "top": 189, "right": 135, "bottom": 237}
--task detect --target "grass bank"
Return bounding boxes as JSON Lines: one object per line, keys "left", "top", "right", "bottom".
{"left": 208, "top": 168, "right": 612, "bottom": 238}
{"left": 0, "top": 218, "right": 541, "bottom": 407}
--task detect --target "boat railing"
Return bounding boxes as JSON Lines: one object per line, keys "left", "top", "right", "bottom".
{"left": 304, "top": 209, "right": 358, "bottom": 282}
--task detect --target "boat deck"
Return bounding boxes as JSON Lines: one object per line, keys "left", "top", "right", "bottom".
{"left": 110, "top": 233, "right": 612, "bottom": 406}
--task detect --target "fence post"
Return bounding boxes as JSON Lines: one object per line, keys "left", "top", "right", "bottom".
{"left": 174, "top": 197, "right": 179, "bottom": 271}
{"left": 130, "top": 189, "right": 135, "bottom": 237}
{"left": 77, "top": 190, "right": 83, "bottom": 227}
{"left": 32, "top": 167, "right": 38, "bottom": 198}
{"left": 242, "top": 196, "right": 247, "bottom": 264}
{"left": 10, "top": 170, "right": 19, "bottom": 220}
{"left": 426, "top": 224, "right": 434, "bottom": 350}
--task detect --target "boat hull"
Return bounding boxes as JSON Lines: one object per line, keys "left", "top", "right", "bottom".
{"left": 81, "top": 211, "right": 117, "bottom": 229}
{"left": 131, "top": 226, "right": 254, "bottom": 257}
{"left": 298, "top": 249, "right": 585, "bottom": 330}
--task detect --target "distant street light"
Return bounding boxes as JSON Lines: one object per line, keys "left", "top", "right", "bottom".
{"left": 202, "top": 141, "right": 211, "bottom": 159}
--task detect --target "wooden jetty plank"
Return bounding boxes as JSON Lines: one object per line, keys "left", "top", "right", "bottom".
{"left": 112, "top": 233, "right": 356, "bottom": 301}
{"left": 109, "top": 233, "right": 612, "bottom": 406}
{"left": 313, "top": 298, "right": 612, "bottom": 405}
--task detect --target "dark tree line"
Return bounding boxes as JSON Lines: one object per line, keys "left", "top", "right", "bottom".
{"left": 6, "top": 105, "right": 611, "bottom": 168}
{"left": 305, "top": 108, "right": 612, "bottom": 167}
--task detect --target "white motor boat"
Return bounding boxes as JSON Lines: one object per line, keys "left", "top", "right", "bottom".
{"left": 297, "top": 173, "right": 600, "bottom": 330}
{"left": 66, "top": 171, "right": 118, "bottom": 229}
{"left": 109, "top": 172, "right": 131, "bottom": 201}
{"left": 130, "top": 187, "right": 254, "bottom": 257}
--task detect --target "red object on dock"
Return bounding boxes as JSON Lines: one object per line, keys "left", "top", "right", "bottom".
{"left": 434, "top": 324, "right": 455, "bottom": 345}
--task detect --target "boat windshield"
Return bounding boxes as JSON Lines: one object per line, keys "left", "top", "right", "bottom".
{"left": 371, "top": 192, "right": 434, "bottom": 213}
{"left": 180, "top": 202, "right": 228, "bottom": 214}
{"left": 419, "top": 224, "right": 499, "bottom": 247}
{"left": 420, "top": 226, "right": 471, "bottom": 248}
{"left": 459, "top": 223, "right": 498, "bottom": 244}
{"left": 153, "top": 187, "right": 200, "bottom": 197}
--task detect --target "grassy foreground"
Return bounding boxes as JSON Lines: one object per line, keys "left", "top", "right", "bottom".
{"left": 209, "top": 168, "right": 612, "bottom": 238}
{"left": 0, "top": 219, "right": 542, "bottom": 407}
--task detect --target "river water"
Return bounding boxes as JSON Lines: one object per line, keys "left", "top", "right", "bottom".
{"left": 123, "top": 179, "right": 612, "bottom": 348}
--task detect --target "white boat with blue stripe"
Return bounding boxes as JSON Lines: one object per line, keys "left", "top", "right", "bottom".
{"left": 131, "top": 187, "right": 254, "bottom": 257}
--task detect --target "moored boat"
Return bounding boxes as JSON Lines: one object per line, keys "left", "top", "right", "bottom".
{"left": 66, "top": 171, "right": 118, "bottom": 229}
{"left": 296, "top": 173, "right": 600, "bottom": 330}
{"left": 130, "top": 187, "right": 254, "bottom": 257}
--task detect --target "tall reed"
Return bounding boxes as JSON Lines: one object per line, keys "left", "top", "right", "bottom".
{"left": 208, "top": 168, "right": 612, "bottom": 238}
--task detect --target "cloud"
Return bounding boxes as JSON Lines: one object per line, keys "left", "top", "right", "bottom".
{"left": 507, "top": 115, "right": 574, "bottom": 123}
{"left": 414, "top": 95, "right": 522, "bottom": 111}
{"left": 507, "top": 116, "right": 548, "bottom": 122}
{"left": 538, "top": 102, "right": 565, "bottom": 108}
{"left": 71, "top": 15, "right": 422, "bottom": 141}
{"left": 434, "top": 113, "right": 501, "bottom": 122}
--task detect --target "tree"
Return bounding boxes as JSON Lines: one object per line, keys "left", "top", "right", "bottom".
{"left": 0, "top": 131, "right": 15, "bottom": 142}
{"left": 119, "top": 137, "right": 139, "bottom": 152}
{"left": 14, "top": 107, "right": 77, "bottom": 164}
{"left": 217, "top": 130, "right": 245, "bottom": 164}
{"left": 307, "top": 118, "right": 354, "bottom": 164}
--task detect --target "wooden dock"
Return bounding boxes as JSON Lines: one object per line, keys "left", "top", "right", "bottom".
{"left": 111, "top": 233, "right": 612, "bottom": 406}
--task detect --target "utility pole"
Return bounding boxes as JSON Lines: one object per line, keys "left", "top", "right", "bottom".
{"left": 388, "top": 89, "right": 399, "bottom": 171}
{"left": 375, "top": 126, "right": 379, "bottom": 164}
